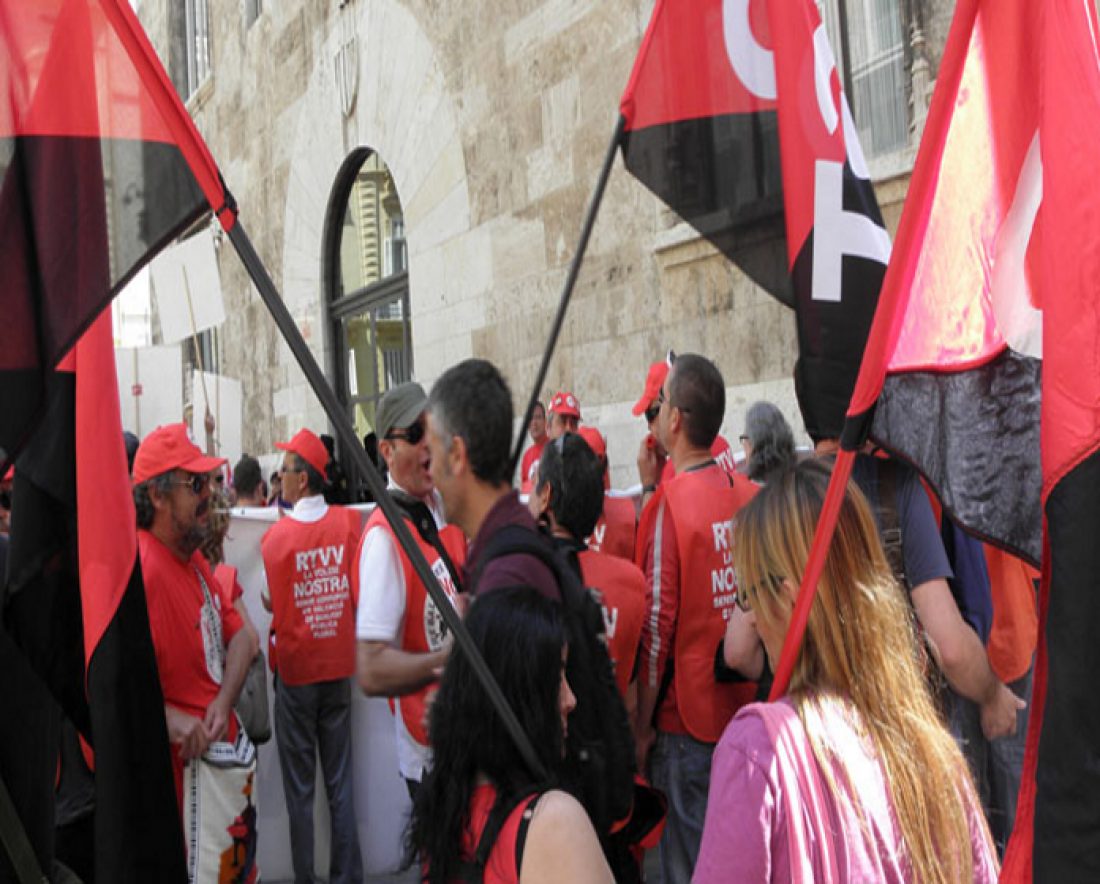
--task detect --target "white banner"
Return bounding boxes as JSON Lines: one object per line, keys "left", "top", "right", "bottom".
{"left": 190, "top": 370, "right": 243, "bottom": 468}
{"left": 115, "top": 345, "right": 182, "bottom": 438}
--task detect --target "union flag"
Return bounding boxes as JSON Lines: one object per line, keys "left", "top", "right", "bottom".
{"left": 619, "top": 0, "right": 890, "bottom": 440}
{"left": 1, "top": 0, "right": 233, "bottom": 879}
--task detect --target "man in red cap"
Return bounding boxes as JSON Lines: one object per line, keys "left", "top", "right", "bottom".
{"left": 518, "top": 399, "right": 548, "bottom": 494}
{"left": 634, "top": 355, "right": 738, "bottom": 510}
{"left": 260, "top": 428, "right": 363, "bottom": 884}
{"left": 547, "top": 390, "right": 581, "bottom": 439}
{"left": 132, "top": 423, "right": 260, "bottom": 881}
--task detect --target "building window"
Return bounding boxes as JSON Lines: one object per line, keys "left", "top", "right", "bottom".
{"left": 184, "top": 0, "right": 212, "bottom": 99}
{"left": 323, "top": 149, "right": 412, "bottom": 496}
{"left": 818, "top": 0, "right": 908, "bottom": 160}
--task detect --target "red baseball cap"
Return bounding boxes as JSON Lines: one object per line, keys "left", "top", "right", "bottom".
{"left": 132, "top": 423, "right": 227, "bottom": 485}
{"left": 632, "top": 361, "right": 670, "bottom": 416}
{"left": 276, "top": 428, "right": 330, "bottom": 477}
{"left": 577, "top": 426, "right": 606, "bottom": 460}
{"left": 2, "top": 466, "right": 12, "bottom": 482}
{"left": 549, "top": 391, "right": 581, "bottom": 419}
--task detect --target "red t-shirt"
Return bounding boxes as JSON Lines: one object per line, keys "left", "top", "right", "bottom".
{"left": 140, "top": 531, "right": 244, "bottom": 723}
{"left": 520, "top": 438, "right": 547, "bottom": 493}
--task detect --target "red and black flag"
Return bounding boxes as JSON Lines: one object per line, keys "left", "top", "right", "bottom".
{"left": 619, "top": 0, "right": 891, "bottom": 439}
{"left": 1, "top": 0, "right": 233, "bottom": 879}
{"left": 768, "top": 0, "right": 1100, "bottom": 877}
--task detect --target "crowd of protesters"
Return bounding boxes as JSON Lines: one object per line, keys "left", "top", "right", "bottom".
{"left": 4, "top": 348, "right": 1041, "bottom": 883}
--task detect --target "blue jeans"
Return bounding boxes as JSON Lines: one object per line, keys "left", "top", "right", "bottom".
{"left": 949, "top": 665, "right": 1033, "bottom": 856}
{"left": 649, "top": 731, "right": 714, "bottom": 884}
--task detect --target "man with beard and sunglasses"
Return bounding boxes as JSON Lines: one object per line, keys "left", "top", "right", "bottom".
{"left": 132, "top": 423, "right": 260, "bottom": 881}
{"left": 356, "top": 382, "right": 467, "bottom": 799}
{"left": 260, "top": 427, "right": 364, "bottom": 884}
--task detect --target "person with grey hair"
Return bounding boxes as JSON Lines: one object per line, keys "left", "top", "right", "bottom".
{"left": 739, "top": 401, "right": 797, "bottom": 484}
{"left": 131, "top": 423, "right": 260, "bottom": 881}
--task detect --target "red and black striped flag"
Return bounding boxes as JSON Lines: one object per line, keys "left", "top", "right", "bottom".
{"left": 1, "top": 0, "right": 232, "bottom": 879}
{"left": 814, "top": 0, "right": 1099, "bottom": 876}
{"left": 619, "top": 0, "right": 891, "bottom": 440}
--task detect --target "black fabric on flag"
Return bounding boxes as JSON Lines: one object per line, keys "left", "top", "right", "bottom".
{"left": 5, "top": 374, "right": 187, "bottom": 883}
{"left": 870, "top": 349, "right": 1042, "bottom": 565}
{"left": 1037, "top": 448, "right": 1100, "bottom": 878}
{"left": 621, "top": 113, "right": 791, "bottom": 306}
{"left": 0, "top": 134, "right": 206, "bottom": 466}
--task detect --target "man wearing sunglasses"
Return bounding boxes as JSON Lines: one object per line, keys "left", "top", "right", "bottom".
{"left": 356, "top": 382, "right": 467, "bottom": 799}
{"left": 260, "top": 427, "right": 364, "bottom": 884}
{"left": 131, "top": 423, "right": 260, "bottom": 880}
{"left": 633, "top": 355, "right": 739, "bottom": 511}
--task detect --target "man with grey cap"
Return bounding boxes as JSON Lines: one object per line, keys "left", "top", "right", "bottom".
{"left": 355, "top": 382, "right": 467, "bottom": 797}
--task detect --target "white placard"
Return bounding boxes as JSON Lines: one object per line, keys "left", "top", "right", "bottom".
{"left": 190, "top": 370, "right": 243, "bottom": 468}
{"left": 151, "top": 230, "right": 226, "bottom": 345}
{"left": 115, "top": 345, "right": 183, "bottom": 438}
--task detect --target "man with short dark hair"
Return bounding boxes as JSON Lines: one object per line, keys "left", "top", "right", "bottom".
{"left": 634, "top": 354, "right": 758, "bottom": 883}
{"left": 519, "top": 399, "right": 548, "bottom": 493}
{"left": 426, "top": 359, "right": 557, "bottom": 598}
{"left": 232, "top": 454, "right": 266, "bottom": 506}
{"left": 528, "top": 433, "right": 646, "bottom": 700}
{"left": 132, "top": 423, "right": 260, "bottom": 881}
{"left": 356, "top": 382, "right": 466, "bottom": 798}
{"left": 260, "top": 428, "right": 363, "bottom": 884}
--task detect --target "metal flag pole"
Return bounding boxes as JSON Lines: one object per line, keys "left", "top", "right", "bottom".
{"left": 509, "top": 115, "right": 626, "bottom": 480}
{"left": 223, "top": 220, "right": 547, "bottom": 781}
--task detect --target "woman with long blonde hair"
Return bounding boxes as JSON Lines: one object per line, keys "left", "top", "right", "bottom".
{"left": 694, "top": 459, "right": 996, "bottom": 883}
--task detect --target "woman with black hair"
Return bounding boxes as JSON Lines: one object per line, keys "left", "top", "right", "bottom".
{"left": 406, "top": 585, "right": 613, "bottom": 884}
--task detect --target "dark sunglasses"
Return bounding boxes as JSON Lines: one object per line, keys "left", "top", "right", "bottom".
{"left": 385, "top": 420, "right": 426, "bottom": 446}
{"left": 644, "top": 403, "right": 660, "bottom": 423}
{"left": 0, "top": 490, "right": 10, "bottom": 510}
{"left": 173, "top": 474, "right": 209, "bottom": 495}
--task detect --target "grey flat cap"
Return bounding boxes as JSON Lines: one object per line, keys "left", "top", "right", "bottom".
{"left": 377, "top": 382, "right": 428, "bottom": 440}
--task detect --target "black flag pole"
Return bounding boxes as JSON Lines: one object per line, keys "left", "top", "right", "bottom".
{"left": 224, "top": 221, "right": 547, "bottom": 781}
{"left": 509, "top": 115, "right": 626, "bottom": 480}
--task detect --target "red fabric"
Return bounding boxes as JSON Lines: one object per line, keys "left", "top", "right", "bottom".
{"left": 260, "top": 506, "right": 358, "bottom": 685}
{"left": 983, "top": 546, "right": 1039, "bottom": 684}
{"left": 587, "top": 494, "right": 637, "bottom": 562}
{"left": 579, "top": 550, "right": 646, "bottom": 697}
{"left": 359, "top": 509, "right": 466, "bottom": 745}
{"left": 661, "top": 468, "right": 758, "bottom": 742}
{"left": 519, "top": 438, "right": 546, "bottom": 493}
{"left": 132, "top": 422, "right": 226, "bottom": 484}
{"left": 74, "top": 313, "right": 137, "bottom": 667}
{"left": 620, "top": 0, "right": 773, "bottom": 131}
{"left": 276, "top": 428, "right": 330, "bottom": 477}
{"left": 213, "top": 563, "right": 243, "bottom": 604}
{"left": 139, "top": 531, "right": 243, "bottom": 723}
{"left": 461, "top": 784, "right": 538, "bottom": 884}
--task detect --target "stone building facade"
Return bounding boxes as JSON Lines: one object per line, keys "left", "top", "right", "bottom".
{"left": 139, "top": 0, "right": 953, "bottom": 489}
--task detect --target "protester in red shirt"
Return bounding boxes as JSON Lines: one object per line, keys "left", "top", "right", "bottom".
{"left": 132, "top": 423, "right": 259, "bottom": 881}
{"left": 519, "top": 400, "right": 548, "bottom": 494}
{"left": 260, "top": 428, "right": 363, "bottom": 884}
{"left": 577, "top": 425, "right": 637, "bottom": 563}
{"left": 633, "top": 355, "right": 758, "bottom": 883}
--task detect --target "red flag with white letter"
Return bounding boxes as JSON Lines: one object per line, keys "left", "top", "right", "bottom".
{"left": 770, "top": 1, "right": 1100, "bottom": 876}
{"left": 619, "top": 0, "right": 890, "bottom": 440}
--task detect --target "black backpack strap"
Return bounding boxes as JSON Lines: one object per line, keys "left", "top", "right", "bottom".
{"left": 0, "top": 772, "right": 47, "bottom": 884}
{"left": 389, "top": 490, "right": 465, "bottom": 594}
{"left": 459, "top": 790, "right": 543, "bottom": 882}
{"left": 876, "top": 459, "right": 907, "bottom": 588}
{"left": 513, "top": 792, "right": 544, "bottom": 875}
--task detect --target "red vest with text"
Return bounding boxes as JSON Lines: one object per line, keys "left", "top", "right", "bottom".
{"left": 579, "top": 549, "right": 646, "bottom": 697}
{"left": 587, "top": 494, "right": 637, "bottom": 562}
{"left": 663, "top": 468, "right": 758, "bottom": 743}
{"left": 360, "top": 508, "right": 467, "bottom": 746}
{"left": 260, "top": 506, "right": 359, "bottom": 685}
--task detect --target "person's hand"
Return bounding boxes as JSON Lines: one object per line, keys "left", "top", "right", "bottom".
{"left": 204, "top": 408, "right": 215, "bottom": 436}
{"left": 166, "top": 706, "right": 212, "bottom": 761}
{"left": 980, "top": 682, "right": 1026, "bottom": 740}
{"left": 203, "top": 696, "right": 231, "bottom": 743}
{"left": 637, "top": 437, "right": 661, "bottom": 488}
